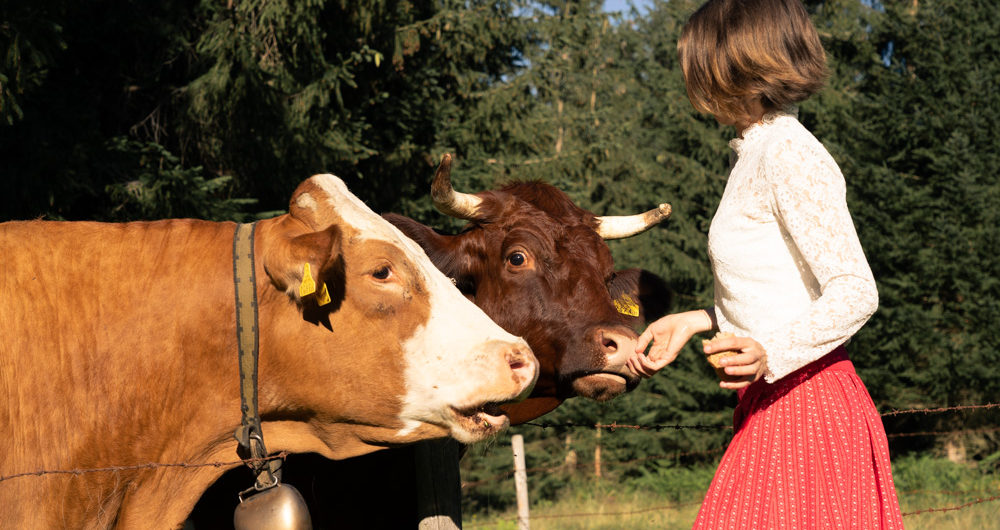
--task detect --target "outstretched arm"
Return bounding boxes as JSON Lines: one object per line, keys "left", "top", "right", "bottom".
{"left": 628, "top": 308, "right": 716, "bottom": 378}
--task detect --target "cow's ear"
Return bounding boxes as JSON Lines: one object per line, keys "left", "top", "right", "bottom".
{"left": 607, "top": 268, "right": 673, "bottom": 330}
{"left": 262, "top": 221, "right": 346, "bottom": 312}
{"left": 383, "top": 213, "right": 467, "bottom": 278}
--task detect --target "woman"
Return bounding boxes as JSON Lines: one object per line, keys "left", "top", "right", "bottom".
{"left": 627, "top": 0, "right": 905, "bottom": 527}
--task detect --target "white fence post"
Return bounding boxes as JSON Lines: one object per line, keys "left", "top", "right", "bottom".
{"left": 512, "top": 434, "right": 530, "bottom": 530}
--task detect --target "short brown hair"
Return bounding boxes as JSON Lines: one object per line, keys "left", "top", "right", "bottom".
{"left": 677, "top": 0, "right": 827, "bottom": 127}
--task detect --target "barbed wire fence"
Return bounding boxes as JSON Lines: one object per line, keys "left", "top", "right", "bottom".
{"left": 1, "top": 404, "right": 997, "bottom": 525}
{"left": 461, "top": 403, "right": 1000, "bottom": 527}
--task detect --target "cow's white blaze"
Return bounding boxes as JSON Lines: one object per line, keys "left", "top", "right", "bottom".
{"left": 310, "top": 175, "right": 535, "bottom": 441}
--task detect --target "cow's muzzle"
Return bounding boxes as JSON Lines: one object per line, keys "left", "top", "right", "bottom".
{"left": 448, "top": 340, "right": 538, "bottom": 443}
{"left": 563, "top": 326, "right": 641, "bottom": 401}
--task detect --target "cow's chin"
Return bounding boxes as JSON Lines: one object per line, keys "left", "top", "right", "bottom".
{"left": 569, "top": 372, "right": 640, "bottom": 402}
{"left": 448, "top": 403, "right": 511, "bottom": 443}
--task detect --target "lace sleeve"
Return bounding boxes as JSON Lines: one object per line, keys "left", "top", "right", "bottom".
{"left": 755, "top": 137, "right": 878, "bottom": 382}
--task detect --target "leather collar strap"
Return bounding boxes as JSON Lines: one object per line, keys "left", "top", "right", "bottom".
{"left": 232, "top": 222, "right": 280, "bottom": 489}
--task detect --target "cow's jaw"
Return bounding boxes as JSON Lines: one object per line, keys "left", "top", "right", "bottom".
{"left": 450, "top": 401, "right": 510, "bottom": 437}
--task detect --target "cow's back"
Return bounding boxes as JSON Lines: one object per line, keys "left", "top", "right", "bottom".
{"left": 0, "top": 219, "right": 236, "bottom": 528}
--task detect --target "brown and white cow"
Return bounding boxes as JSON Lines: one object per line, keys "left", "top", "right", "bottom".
{"left": 385, "top": 154, "right": 673, "bottom": 423}
{"left": 0, "top": 174, "right": 538, "bottom": 529}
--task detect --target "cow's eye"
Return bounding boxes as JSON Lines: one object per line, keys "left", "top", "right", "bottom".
{"left": 507, "top": 251, "right": 526, "bottom": 267}
{"left": 372, "top": 266, "right": 392, "bottom": 280}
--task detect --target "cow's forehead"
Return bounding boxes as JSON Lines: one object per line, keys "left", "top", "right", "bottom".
{"left": 308, "top": 175, "right": 387, "bottom": 235}
{"left": 491, "top": 214, "right": 614, "bottom": 272}
{"left": 301, "top": 175, "right": 425, "bottom": 256}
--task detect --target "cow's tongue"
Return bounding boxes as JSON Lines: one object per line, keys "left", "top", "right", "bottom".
{"left": 477, "top": 402, "right": 506, "bottom": 424}
{"left": 455, "top": 402, "right": 508, "bottom": 430}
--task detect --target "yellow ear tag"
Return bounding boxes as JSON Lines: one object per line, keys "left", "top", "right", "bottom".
{"left": 614, "top": 294, "right": 640, "bottom": 317}
{"left": 316, "top": 282, "right": 332, "bottom": 306}
{"left": 299, "top": 263, "right": 317, "bottom": 297}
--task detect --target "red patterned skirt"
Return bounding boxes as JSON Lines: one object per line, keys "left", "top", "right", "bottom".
{"left": 693, "top": 347, "right": 904, "bottom": 529}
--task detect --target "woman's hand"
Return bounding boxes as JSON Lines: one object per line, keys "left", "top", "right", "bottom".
{"left": 703, "top": 335, "right": 768, "bottom": 390}
{"left": 629, "top": 310, "right": 714, "bottom": 378}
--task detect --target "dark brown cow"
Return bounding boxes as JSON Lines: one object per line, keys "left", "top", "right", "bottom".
{"left": 0, "top": 174, "right": 538, "bottom": 529}
{"left": 385, "top": 154, "right": 673, "bottom": 423}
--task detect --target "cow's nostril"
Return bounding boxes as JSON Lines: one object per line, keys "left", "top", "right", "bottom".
{"left": 505, "top": 345, "right": 539, "bottom": 398}
{"left": 596, "top": 331, "right": 618, "bottom": 352}
{"left": 506, "top": 347, "right": 533, "bottom": 370}
{"left": 506, "top": 352, "right": 519, "bottom": 368}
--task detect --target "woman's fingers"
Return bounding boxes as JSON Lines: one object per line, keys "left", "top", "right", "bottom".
{"left": 703, "top": 337, "right": 766, "bottom": 389}
{"left": 628, "top": 341, "right": 678, "bottom": 378}
{"left": 635, "top": 328, "right": 653, "bottom": 354}
{"left": 703, "top": 335, "right": 751, "bottom": 354}
{"left": 721, "top": 362, "right": 760, "bottom": 377}
{"left": 719, "top": 379, "right": 753, "bottom": 390}
{"left": 626, "top": 354, "right": 649, "bottom": 378}
{"left": 719, "top": 352, "right": 760, "bottom": 375}
{"left": 631, "top": 350, "right": 666, "bottom": 378}
{"left": 718, "top": 357, "right": 760, "bottom": 389}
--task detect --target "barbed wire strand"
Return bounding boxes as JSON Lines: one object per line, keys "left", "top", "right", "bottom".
{"left": 881, "top": 403, "right": 1000, "bottom": 417}
{"left": 902, "top": 488, "right": 998, "bottom": 497}
{"left": 887, "top": 426, "right": 1000, "bottom": 439}
{"left": 464, "top": 500, "right": 706, "bottom": 528}
{"left": 522, "top": 402, "right": 1000, "bottom": 432}
{"left": 462, "top": 446, "right": 728, "bottom": 489}
{"left": 532, "top": 500, "right": 706, "bottom": 520}
{"left": 0, "top": 452, "right": 289, "bottom": 484}
{"left": 523, "top": 420, "right": 732, "bottom": 431}
{"left": 466, "top": 494, "right": 1000, "bottom": 527}
{"left": 900, "top": 495, "right": 1000, "bottom": 517}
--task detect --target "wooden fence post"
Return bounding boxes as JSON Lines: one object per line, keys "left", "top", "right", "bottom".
{"left": 563, "top": 434, "right": 577, "bottom": 471}
{"left": 415, "top": 438, "right": 462, "bottom": 529}
{"left": 512, "top": 434, "right": 530, "bottom": 530}
{"left": 594, "top": 425, "right": 602, "bottom": 478}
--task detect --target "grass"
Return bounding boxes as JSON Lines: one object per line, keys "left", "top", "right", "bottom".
{"left": 894, "top": 454, "right": 1000, "bottom": 530}
{"left": 463, "top": 455, "right": 1000, "bottom": 529}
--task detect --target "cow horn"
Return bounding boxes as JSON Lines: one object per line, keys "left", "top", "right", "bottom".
{"left": 431, "top": 153, "right": 483, "bottom": 220}
{"left": 594, "top": 203, "right": 672, "bottom": 239}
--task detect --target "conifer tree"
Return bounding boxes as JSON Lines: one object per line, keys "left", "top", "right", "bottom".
{"left": 815, "top": 0, "right": 1000, "bottom": 447}
{"left": 0, "top": 1, "right": 530, "bottom": 221}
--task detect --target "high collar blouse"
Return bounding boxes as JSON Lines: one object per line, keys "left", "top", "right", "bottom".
{"left": 709, "top": 110, "right": 878, "bottom": 382}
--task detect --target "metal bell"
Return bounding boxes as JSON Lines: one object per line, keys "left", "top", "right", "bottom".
{"left": 234, "top": 483, "right": 313, "bottom": 530}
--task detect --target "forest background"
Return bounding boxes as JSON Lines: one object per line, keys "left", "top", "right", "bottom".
{"left": 2, "top": 0, "right": 998, "bottom": 525}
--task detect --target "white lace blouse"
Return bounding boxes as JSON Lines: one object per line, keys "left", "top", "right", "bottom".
{"left": 708, "top": 110, "right": 878, "bottom": 383}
